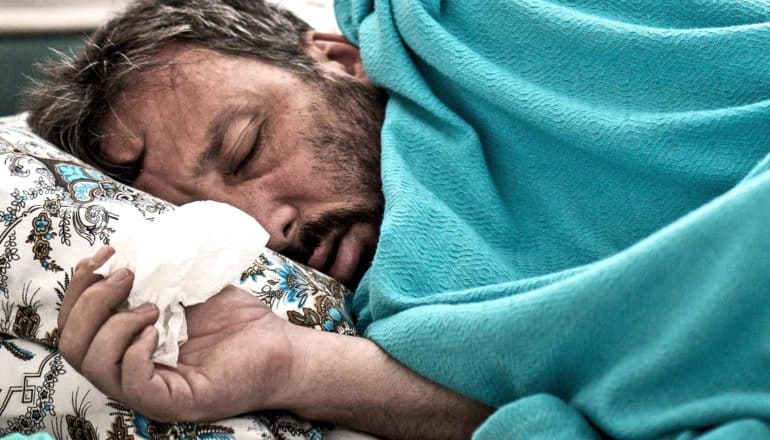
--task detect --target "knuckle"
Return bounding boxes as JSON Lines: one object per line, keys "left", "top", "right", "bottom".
{"left": 74, "top": 286, "right": 96, "bottom": 306}
{"left": 109, "top": 312, "right": 139, "bottom": 335}
{"left": 80, "top": 359, "right": 99, "bottom": 379}
{"left": 80, "top": 282, "right": 113, "bottom": 305}
{"left": 57, "top": 335, "right": 77, "bottom": 365}
{"left": 73, "top": 258, "right": 92, "bottom": 276}
{"left": 57, "top": 334, "right": 71, "bottom": 355}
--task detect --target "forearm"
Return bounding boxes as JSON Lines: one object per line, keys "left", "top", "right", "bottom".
{"left": 279, "top": 327, "right": 493, "bottom": 439}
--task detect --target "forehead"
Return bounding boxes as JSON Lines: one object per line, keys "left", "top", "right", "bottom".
{"left": 100, "top": 45, "right": 311, "bottom": 176}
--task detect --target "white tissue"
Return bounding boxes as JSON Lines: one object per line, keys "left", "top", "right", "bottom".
{"left": 94, "top": 201, "right": 270, "bottom": 367}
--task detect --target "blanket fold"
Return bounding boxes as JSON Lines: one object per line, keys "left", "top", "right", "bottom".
{"left": 335, "top": 0, "right": 770, "bottom": 437}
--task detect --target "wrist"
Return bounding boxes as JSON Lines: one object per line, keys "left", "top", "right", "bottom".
{"left": 241, "top": 310, "right": 308, "bottom": 412}
{"left": 278, "top": 328, "right": 493, "bottom": 439}
{"left": 273, "top": 323, "right": 380, "bottom": 415}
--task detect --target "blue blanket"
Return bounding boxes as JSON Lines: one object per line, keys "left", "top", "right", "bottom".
{"left": 335, "top": 0, "right": 770, "bottom": 438}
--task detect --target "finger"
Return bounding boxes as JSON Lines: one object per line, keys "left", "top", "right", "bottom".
{"left": 80, "top": 303, "right": 159, "bottom": 396}
{"left": 59, "top": 246, "right": 114, "bottom": 330}
{"left": 122, "top": 325, "right": 159, "bottom": 388}
{"left": 58, "top": 268, "right": 133, "bottom": 370}
{"left": 121, "top": 325, "right": 177, "bottom": 419}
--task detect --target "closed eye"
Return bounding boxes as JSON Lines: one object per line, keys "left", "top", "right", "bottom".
{"left": 233, "top": 121, "right": 266, "bottom": 175}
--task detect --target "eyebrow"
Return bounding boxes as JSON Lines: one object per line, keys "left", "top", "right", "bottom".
{"left": 197, "top": 105, "right": 241, "bottom": 175}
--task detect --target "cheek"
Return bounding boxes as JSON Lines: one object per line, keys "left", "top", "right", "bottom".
{"left": 236, "top": 168, "right": 311, "bottom": 202}
{"left": 294, "top": 159, "right": 345, "bottom": 199}
{"left": 258, "top": 143, "right": 332, "bottom": 193}
{"left": 134, "top": 171, "right": 190, "bottom": 205}
{"left": 135, "top": 167, "right": 227, "bottom": 206}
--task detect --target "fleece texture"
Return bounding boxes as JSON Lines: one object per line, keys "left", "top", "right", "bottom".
{"left": 335, "top": 0, "right": 770, "bottom": 438}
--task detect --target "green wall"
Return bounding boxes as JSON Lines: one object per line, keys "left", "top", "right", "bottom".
{"left": 0, "top": 33, "right": 86, "bottom": 116}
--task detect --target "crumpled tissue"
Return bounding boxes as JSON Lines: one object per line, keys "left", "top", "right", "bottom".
{"left": 94, "top": 200, "right": 269, "bottom": 367}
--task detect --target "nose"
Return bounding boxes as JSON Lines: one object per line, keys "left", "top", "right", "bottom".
{"left": 258, "top": 203, "right": 300, "bottom": 252}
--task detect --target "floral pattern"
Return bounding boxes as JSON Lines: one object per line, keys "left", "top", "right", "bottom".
{"left": 0, "top": 114, "right": 377, "bottom": 440}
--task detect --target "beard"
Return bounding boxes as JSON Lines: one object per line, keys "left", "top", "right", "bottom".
{"left": 307, "top": 71, "right": 387, "bottom": 198}
{"left": 282, "top": 71, "right": 387, "bottom": 271}
{"left": 282, "top": 205, "right": 381, "bottom": 266}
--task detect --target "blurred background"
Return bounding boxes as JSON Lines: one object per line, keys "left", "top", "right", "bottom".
{"left": 0, "top": 0, "right": 338, "bottom": 116}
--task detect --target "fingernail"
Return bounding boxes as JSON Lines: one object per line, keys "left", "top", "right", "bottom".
{"left": 108, "top": 268, "right": 129, "bottom": 283}
{"left": 133, "top": 303, "right": 156, "bottom": 314}
{"left": 91, "top": 246, "right": 113, "bottom": 266}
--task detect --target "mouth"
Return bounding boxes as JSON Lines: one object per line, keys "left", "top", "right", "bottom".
{"left": 307, "top": 225, "right": 346, "bottom": 271}
{"left": 306, "top": 224, "right": 365, "bottom": 287}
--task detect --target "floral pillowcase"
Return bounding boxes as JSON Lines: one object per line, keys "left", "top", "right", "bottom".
{"left": 0, "top": 113, "right": 370, "bottom": 440}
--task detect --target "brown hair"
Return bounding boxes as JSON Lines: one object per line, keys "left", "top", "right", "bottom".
{"left": 25, "top": 0, "right": 318, "bottom": 183}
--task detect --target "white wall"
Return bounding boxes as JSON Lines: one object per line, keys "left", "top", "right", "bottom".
{"left": 0, "top": 0, "right": 339, "bottom": 35}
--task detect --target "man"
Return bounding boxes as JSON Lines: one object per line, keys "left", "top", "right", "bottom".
{"left": 28, "top": 1, "right": 492, "bottom": 438}
{"left": 27, "top": 0, "right": 770, "bottom": 439}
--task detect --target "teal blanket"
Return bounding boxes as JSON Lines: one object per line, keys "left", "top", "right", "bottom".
{"left": 335, "top": 0, "right": 770, "bottom": 438}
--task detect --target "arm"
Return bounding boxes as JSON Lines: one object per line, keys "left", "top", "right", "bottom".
{"left": 57, "top": 247, "right": 492, "bottom": 439}
{"left": 284, "top": 327, "right": 493, "bottom": 439}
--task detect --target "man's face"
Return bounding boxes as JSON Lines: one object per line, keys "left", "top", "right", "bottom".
{"left": 100, "top": 43, "right": 386, "bottom": 288}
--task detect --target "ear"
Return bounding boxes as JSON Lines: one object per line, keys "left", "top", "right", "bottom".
{"left": 302, "top": 31, "right": 369, "bottom": 81}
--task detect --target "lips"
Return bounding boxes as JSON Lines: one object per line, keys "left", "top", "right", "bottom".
{"left": 306, "top": 224, "right": 365, "bottom": 287}
{"left": 307, "top": 225, "right": 348, "bottom": 272}
{"left": 327, "top": 227, "right": 364, "bottom": 286}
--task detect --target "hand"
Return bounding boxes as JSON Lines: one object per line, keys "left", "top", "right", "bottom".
{"left": 58, "top": 246, "right": 297, "bottom": 422}
{"left": 59, "top": 246, "right": 492, "bottom": 438}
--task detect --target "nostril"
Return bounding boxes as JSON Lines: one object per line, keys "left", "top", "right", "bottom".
{"left": 283, "top": 220, "right": 294, "bottom": 240}
{"left": 270, "top": 205, "right": 300, "bottom": 246}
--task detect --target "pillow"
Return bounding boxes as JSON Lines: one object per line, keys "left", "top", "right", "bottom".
{"left": 0, "top": 113, "right": 369, "bottom": 440}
